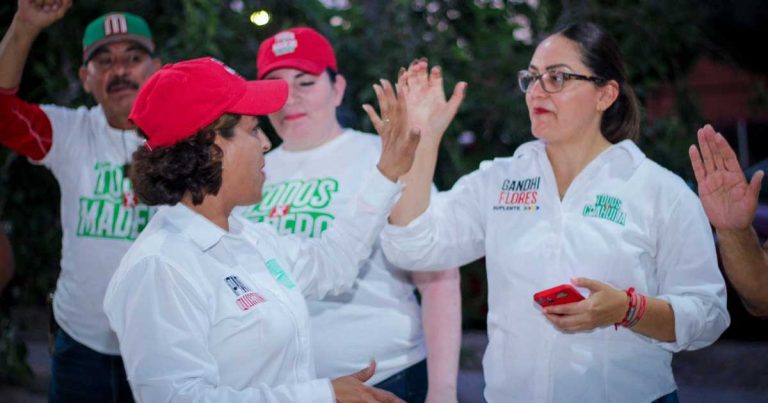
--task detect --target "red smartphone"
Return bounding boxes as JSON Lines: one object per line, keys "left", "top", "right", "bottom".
{"left": 533, "top": 284, "right": 585, "bottom": 307}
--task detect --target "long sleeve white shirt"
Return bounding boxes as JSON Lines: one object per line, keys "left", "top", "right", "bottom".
{"left": 381, "top": 140, "right": 729, "bottom": 402}
{"left": 104, "top": 168, "right": 400, "bottom": 402}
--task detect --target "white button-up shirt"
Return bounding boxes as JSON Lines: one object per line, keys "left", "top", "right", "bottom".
{"left": 104, "top": 169, "right": 400, "bottom": 402}
{"left": 381, "top": 140, "right": 729, "bottom": 402}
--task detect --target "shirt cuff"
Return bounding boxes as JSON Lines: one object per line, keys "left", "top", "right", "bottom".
{"left": 653, "top": 294, "right": 702, "bottom": 352}
{"left": 356, "top": 167, "right": 403, "bottom": 212}
{"left": 0, "top": 86, "right": 18, "bottom": 95}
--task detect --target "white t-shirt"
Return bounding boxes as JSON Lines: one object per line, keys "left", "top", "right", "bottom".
{"left": 104, "top": 168, "right": 400, "bottom": 402}
{"left": 37, "top": 104, "right": 155, "bottom": 355}
{"left": 238, "top": 130, "right": 426, "bottom": 384}
{"left": 382, "top": 140, "right": 730, "bottom": 402}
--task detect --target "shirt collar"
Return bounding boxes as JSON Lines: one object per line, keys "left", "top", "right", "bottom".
{"left": 161, "top": 203, "right": 247, "bottom": 252}
{"left": 514, "top": 139, "right": 645, "bottom": 169}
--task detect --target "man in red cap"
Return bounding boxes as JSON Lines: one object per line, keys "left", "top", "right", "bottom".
{"left": 0, "top": 1, "right": 160, "bottom": 401}
{"left": 241, "top": 27, "right": 462, "bottom": 402}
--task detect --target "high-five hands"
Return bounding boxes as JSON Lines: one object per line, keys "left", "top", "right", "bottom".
{"left": 363, "top": 79, "right": 421, "bottom": 182}
{"left": 398, "top": 58, "right": 466, "bottom": 144}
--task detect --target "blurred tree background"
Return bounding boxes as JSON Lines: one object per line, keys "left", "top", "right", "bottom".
{"left": 1, "top": 0, "right": 767, "bottom": 383}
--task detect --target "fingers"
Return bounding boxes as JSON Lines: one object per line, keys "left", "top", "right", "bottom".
{"left": 350, "top": 360, "right": 376, "bottom": 382}
{"left": 362, "top": 103, "right": 384, "bottom": 135}
{"left": 544, "top": 312, "right": 589, "bottom": 331}
{"left": 713, "top": 130, "right": 741, "bottom": 173}
{"left": 446, "top": 81, "right": 467, "bottom": 117}
{"left": 688, "top": 144, "right": 706, "bottom": 186}
{"left": 543, "top": 300, "right": 585, "bottom": 316}
{"left": 570, "top": 277, "right": 604, "bottom": 293}
{"left": 697, "top": 125, "right": 717, "bottom": 175}
{"left": 750, "top": 170, "right": 765, "bottom": 200}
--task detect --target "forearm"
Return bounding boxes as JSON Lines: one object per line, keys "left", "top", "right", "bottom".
{"left": 718, "top": 227, "right": 768, "bottom": 316}
{"left": 628, "top": 296, "right": 676, "bottom": 342}
{"left": 389, "top": 137, "right": 440, "bottom": 226}
{"left": 0, "top": 14, "right": 42, "bottom": 89}
{"left": 413, "top": 268, "right": 461, "bottom": 402}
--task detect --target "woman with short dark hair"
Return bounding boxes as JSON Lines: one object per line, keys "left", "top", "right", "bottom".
{"left": 382, "top": 22, "right": 729, "bottom": 402}
{"left": 103, "top": 57, "right": 415, "bottom": 402}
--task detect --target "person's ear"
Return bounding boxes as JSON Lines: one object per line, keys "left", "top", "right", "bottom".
{"left": 333, "top": 74, "right": 347, "bottom": 107}
{"left": 597, "top": 80, "right": 619, "bottom": 112}
{"left": 79, "top": 65, "right": 92, "bottom": 94}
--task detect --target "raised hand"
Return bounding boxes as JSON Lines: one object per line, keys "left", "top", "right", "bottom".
{"left": 363, "top": 78, "right": 421, "bottom": 182}
{"left": 16, "top": 0, "right": 72, "bottom": 33}
{"left": 331, "top": 360, "right": 405, "bottom": 403}
{"left": 688, "top": 124, "right": 764, "bottom": 231}
{"left": 398, "top": 58, "right": 466, "bottom": 144}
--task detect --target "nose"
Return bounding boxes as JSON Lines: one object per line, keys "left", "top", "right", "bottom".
{"left": 258, "top": 129, "right": 272, "bottom": 152}
{"left": 528, "top": 77, "right": 547, "bottom": 98}
{"left": 284, "top": 85, "right": 300, "bottom": 106}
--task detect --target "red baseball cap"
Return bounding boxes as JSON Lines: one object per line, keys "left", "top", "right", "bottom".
{"left": 129, "top": 57, "right": 288, "bottom": 149}
{"left": 256, "top": 27, "right": 337, "bottom": 79}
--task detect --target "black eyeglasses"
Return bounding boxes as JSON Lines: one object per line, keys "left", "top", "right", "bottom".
{"left": 517, "top": 70, "right": 606, "bottom": 93}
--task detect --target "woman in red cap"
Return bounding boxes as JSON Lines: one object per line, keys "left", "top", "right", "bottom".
{"left": 103, "top": 57, "right": 416, "bottom": 402}
{"left": 240, "top": 27, "right": 463, "bottom": 403}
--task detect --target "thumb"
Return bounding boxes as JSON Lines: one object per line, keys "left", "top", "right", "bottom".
{"left": 571, "top": 277, "right": 605, "bottom": 294}
{"left": 350, "top": 360, "right": 376, "bottom": 382}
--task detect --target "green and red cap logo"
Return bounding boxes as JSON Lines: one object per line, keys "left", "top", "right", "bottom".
{"left": 82, "top": 12, "right": 154, "bottom": 63}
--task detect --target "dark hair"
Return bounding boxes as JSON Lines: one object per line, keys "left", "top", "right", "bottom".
{"left": 554, "top": 22, "right": 640, "bottom": 142}
{"left": 326, "top": 67, "right": 338, "bottom": 83}
{"left": 130, "top": 114, "right": 241, "bottom": 206}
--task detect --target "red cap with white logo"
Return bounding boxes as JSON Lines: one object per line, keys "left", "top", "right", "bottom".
{"left": 256, "top": 27, "right": 337, "bottom": 79}
{"left": 129, "top": 57, "right": 288, "bottom": 149}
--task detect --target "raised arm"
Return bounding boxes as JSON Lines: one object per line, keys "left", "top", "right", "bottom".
{"left": 386, "top": 60, "right": 466, "bottom": 226}
{"left": 689, "top": 124, "right": 768, "bottom": 316}
{"left": 0, "top": 0, "right": 71, "bottom": 160}
{"left": 0, "top": 0, "right": 71, "bottom": 89}
{"left": 276, "top": 78, "right": 421, "bottom": 299}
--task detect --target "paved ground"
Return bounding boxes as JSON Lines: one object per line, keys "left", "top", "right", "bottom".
{"left": 2, "top": 311, "right": 767, "bottom": 402}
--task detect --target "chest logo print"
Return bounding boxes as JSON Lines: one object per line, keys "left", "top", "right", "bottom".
{"left": 266, "top": 259, "right": 296, "bottom": 289}
{"left": 493, "top": 176, "right": 541, "bottom": 212}
{"left": 241, "top": 177, "right": 339, "bottom": 238}
{"left": 582, "top": 194, "right": 627, "bottom": 226}
{"left": 225, "top": 275, "right": 266, "bottom": 311}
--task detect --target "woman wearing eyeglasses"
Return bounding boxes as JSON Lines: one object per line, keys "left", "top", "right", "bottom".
{"left": 381, "top": 22, "right": 728, "bottom": 402}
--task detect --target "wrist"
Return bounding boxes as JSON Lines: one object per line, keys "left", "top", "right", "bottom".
{"left": 717, "top": 226, "right": 756, "bottom": 241}
{"left": 12, "top": 14, "right": 44, "bottom": 36}
{"left": 376, "top": 163, "right": 399, "bottom": 182}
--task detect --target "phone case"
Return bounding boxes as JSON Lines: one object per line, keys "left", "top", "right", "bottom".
{"left": 533, "top": 284, "right": 585, "bottom": 307}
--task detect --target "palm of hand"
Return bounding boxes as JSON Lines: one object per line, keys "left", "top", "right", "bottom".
{"left": 699, "top": 169, "right": 756, "bottom": 230}
{"left": 405, "top": 81, "right": 451, "bottom": 138}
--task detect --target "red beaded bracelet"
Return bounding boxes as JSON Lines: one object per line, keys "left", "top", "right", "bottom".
{"left": 615, "top": 287, "right": 636, "bottom": 330}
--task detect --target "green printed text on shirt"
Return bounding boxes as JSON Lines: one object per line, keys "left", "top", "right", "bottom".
{"left": 582, "top": 194, "right": 627, "bottom": 226}
{"left": 77, "top": 162, "right": 155, "bottom": 240}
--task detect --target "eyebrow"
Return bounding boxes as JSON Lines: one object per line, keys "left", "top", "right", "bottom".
{"left": 528, "top": 63, "right": 574, "bottom": 72}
